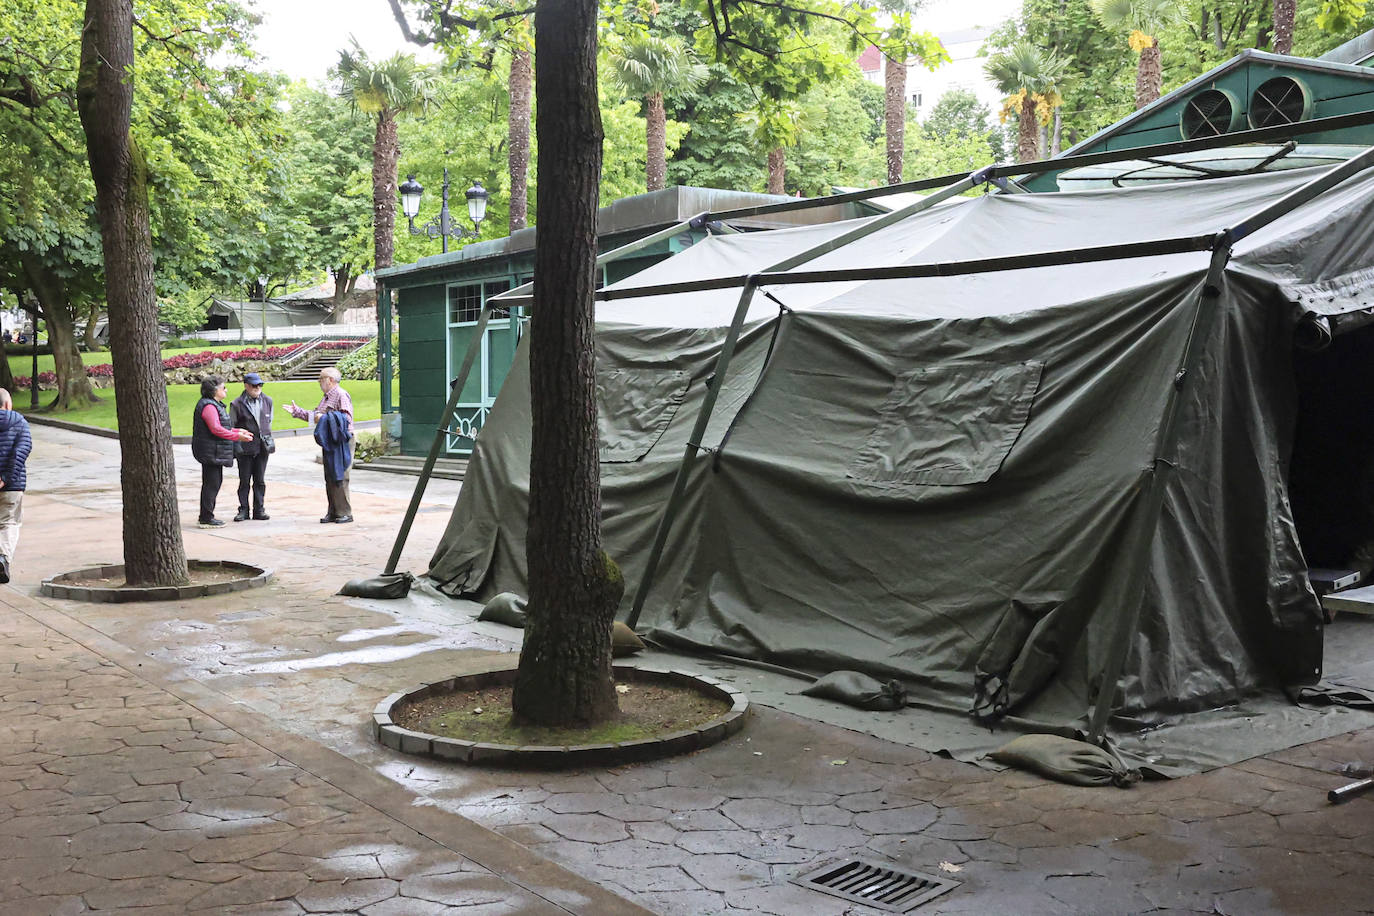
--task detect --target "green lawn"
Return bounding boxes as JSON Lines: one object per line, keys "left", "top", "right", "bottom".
{"left": 39, "top": 380, "right": 381, "bottom": 436}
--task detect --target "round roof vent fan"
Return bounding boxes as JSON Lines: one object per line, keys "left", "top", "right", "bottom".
{"left": 1179, "top": 88, "right": 1242, "bottom": 139}
{"left": 1249, "top": 76, "right": 1313, "bottom": 128}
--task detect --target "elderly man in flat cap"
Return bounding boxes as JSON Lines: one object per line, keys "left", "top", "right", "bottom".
{"left": 230, "top": 372, "right": 276, "bottom": 522}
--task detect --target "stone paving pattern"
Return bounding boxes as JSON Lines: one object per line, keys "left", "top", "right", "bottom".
{"left": 2, "top": 426, "right": 1372, "bottom": 914}
{"left": 0, "top": 605, "right": 570, "bottom": 915}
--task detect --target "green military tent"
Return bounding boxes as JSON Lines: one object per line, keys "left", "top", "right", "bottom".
{"left": 424, "top": 160, "right": 1374, "bottom": 765}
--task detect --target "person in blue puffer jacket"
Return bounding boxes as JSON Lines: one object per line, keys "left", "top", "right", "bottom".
{"left": 0, "top": 388, "right": 32, "bottom": 584}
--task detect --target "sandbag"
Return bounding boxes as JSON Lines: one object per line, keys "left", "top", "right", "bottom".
{"left": 988, "top": 734, "right": 1141, "bottom": 788}
{"left": 797, "top": 671, "right": 907, "bottom": 711}
{"left": 478, "top": 592, "right": 528, "bottom": 628}
{"left": 338, "top": 572, "right": 412, "bottom": 599}
{"left": 611, "top": 620, "right": 645, "bottom": 657}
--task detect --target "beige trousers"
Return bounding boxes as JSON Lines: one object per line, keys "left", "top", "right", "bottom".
{"left": 0, "top": 491, "right": 23, "bottom": 560}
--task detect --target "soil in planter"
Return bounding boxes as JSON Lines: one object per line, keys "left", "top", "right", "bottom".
{"left": 394, "top": 679, "right": 732, "bottom": 746}
{"left": 71, "top": 567, "right": 248, "bottom": 589}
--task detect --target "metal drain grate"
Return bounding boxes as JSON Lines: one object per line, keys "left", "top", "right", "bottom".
{"left": 791, "top": 857, "right": 959, "bottom": 912}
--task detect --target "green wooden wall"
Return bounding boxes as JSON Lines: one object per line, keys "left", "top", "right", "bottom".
{"left": 1026, "top": 60, "right": 1374, "bottom": 191}
{"left": 396, "top": 284, "right": 448, "bottom": 455}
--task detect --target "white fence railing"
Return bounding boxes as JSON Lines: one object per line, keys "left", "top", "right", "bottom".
{"left": 183, "top": 323, "right": 376, "bottom": 343}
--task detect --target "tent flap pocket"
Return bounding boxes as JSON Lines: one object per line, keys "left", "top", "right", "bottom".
{"left": 598, "top": 368, "right": 689, "bottom": 462}
{"left": 848, "top": 360, "right": 1044, "bottom": 487}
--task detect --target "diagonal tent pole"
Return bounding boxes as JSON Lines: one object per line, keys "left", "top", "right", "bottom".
{"left": 383, "top": 306, "right": 493, "bottom": 576}
{"left": 624, "top": 169, "right": 991, "bottom": 630}
{"left": 1085, "top": 145, "right": 1374, "bottom": 743}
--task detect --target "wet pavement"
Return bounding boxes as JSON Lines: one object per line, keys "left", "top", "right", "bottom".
{"left": 2, "top": 424, "right": 1372, "bottom": 914}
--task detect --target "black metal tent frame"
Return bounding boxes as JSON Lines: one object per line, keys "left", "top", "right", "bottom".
{"left": 394, "top": 121, "right": 1374, "bottom": 743}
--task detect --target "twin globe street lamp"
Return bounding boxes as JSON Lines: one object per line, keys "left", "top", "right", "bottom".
{"left": 399, "top": 168, "right": 490, "bottom": 254}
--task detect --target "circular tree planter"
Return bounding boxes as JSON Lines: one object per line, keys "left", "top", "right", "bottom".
{"left": 41, "top": 560, "right": 272, "bottom": 603}
{"left": 374, "top": 665, "right": 750, "bottom": 768}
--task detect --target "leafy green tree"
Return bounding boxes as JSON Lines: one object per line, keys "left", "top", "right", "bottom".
{"left": 335, "top": 43, "right": 438, "bottom": 270}
{"left": 985, "top": 41, "right": 1067, "bottom": 162}
{"left": 923, "top": 88, "right": 1010, "bottom": 163}
{"left": 281, "top": 85, "right": 374, "bottom": 308}
{"left": 1090, "top": 0, "right": 1182, "bottom": 109}
{"left": 607, "top": 32, "right": 708, "bottom": 191}
{"left": 789, "top": 74, "right": 886, "bottom": 194}
{"left": 665, "top": 66, "right": 761, "bottom": 191}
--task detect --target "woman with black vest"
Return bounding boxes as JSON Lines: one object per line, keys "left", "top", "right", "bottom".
{"left": 192, "top": 375, "right": 252, "bottom": 528}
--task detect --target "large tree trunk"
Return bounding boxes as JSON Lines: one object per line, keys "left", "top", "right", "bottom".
{"left": 77, "top": 0, "right": 189, "bottom": 586}
{"left": 1272, "top": 0, "right": 1295, "bottom": 54}
{"left": 645, "top": 91, "right": 667, "bottom": 192}
{"left": 18, "top": 254, "right": 98, "bottom": 410}
{"left": 332, "top": 263, "right": 354, "bottom": 312}
{"left": 1018, "top": 93, "right": 1039, "bottom": 163}
{"left": 767, "top": 146, "right": 785, "bottom": 194}
{"left": 508, "top": 46, "right": 533, "bottom": 232}
{"left": 1136, "top": 43, "right": 1162, "bottom": 110}
{"left": 512, "top": 0, "right": 620, "bottom": 727}
{"left": 373, "top": 110, "right": 399, "bottom": 270}
{"left": 884, "top": 54, "right": 906, "bottom": 185}
{"left": 84, "top": 302, "right": 101, "bottom": 351}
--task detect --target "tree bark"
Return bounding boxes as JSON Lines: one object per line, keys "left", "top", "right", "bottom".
{"left": 84, "top": 301, "right": 101, "bottom": 351}
{"left": 512, "top": 0, "right": 620, "bottom": 728}
{"left": 767, "top": 146, "right": 786, "bottom": 194}
{"left": 646, "top": 92, "right": 667, "bottom": 191}
{"left": 1272, "top": 0, "right": 1295, "bottom": 54}
{"left": 1051, "top": 107, "right": 1062, "bottom": 156}
{"left": 1018, "top": 93, "right": 1039, "bottom": 163}
{"left": 332, "top": 264, "right": 354, "bottom": 313}
{"left": 373, "top": 110, "right": 399, "bottom": 270}
{"left": 18, "top": 254, "right": 98, "bottom": 410}
{"left": 1136, "top": 43, "right": 1162, "bottom": 110}
{"left": 77, "top": 0, "right": 189, "bottom": 586}
{"left": 884, "top": 54, "right": 906, "bottom": 185}
{"left": 508, "top": 47, "right": 533, "bottom": 232}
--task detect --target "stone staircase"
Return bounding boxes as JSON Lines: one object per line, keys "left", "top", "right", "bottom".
{"left": 356, "top": 454, "right": 468, "bottom": 481}
{"left": 283, "top": 344, "right": 358, "bottom": 381}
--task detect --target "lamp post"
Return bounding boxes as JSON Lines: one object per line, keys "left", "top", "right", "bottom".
{"left": 258, "top": 274, "right": 269, "bottom": 348}
{"left": 399, "top": 168, "right": 490, "bottom": 254}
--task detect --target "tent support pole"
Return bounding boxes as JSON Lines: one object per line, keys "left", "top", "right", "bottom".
{"left": 1086, "top": 242, "right": 1231, "bottom": 743}
{"left": 1086, "top": 148, "right": 1374, "bottom": 742}
{"left": 384, "top": 306, "right": 492, "bottom": 576}
{"left": 625, "top": 278, "right": 761, "bottom": 630}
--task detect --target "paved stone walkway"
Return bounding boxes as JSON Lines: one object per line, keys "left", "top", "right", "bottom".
{"left": 2, "top": 425, "right": 1372, "bottom": 914}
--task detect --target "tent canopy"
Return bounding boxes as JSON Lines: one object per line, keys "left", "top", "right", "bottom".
{"left": 427, "top": 163, "right": 1374, "bottom": 768}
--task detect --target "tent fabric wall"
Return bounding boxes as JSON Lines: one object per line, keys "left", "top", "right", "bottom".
{"left": 425, "top": 167, "right": 1374, "bottom": 742}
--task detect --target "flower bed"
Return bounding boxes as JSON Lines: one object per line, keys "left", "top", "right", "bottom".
{"left": 12, "top": 340, "right": 372, "bottom": 390}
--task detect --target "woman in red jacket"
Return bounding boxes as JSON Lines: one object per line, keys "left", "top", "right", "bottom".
{"left": 191, "top": 375, "right": 252, "bottom": 528}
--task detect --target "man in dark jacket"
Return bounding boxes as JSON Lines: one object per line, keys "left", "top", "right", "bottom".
{"left": 230, "top": 372, "right": 275, "bottom": 521}
{"left": 0, "top": 388, "right": 33, "bottom": 583}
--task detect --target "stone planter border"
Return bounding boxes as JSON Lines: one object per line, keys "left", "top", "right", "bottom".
{"left": 41, "top": 560, "right": 272, "bottom": 603}
{"left": 375, "top": 665, "right": 750, "bottom": 768}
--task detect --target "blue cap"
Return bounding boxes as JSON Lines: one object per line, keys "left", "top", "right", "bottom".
{"left": 243, "top": 372, "right": 265, "bottom": 386}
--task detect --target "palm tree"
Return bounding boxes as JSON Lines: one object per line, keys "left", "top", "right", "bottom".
{"left": 1090, "top": 0, "right": 1179, "bottom": 110}
{"left": 984, "top": 42, "right": 1066, "bottom": 163}
{"left": 608, "top": 33, "right": 707, "bottom": 192}
{"left": 885, "top": 52, "right": 908, "bottom": 184}
{"left": 336, "top": 42, "right": 438, "bottom": 270}
{"left": 1273, "top": 0, "right": 1295, "bottom": 54}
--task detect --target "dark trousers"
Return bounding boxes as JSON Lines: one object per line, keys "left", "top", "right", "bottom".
{"left": 236, "top": 451, "right": 269, "bottom": 514}
{"left": 323, "top": 439, "right": 354, "bottom": 519}
{"left": 199, "top": 464, "right": 223, "bottom": 522}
